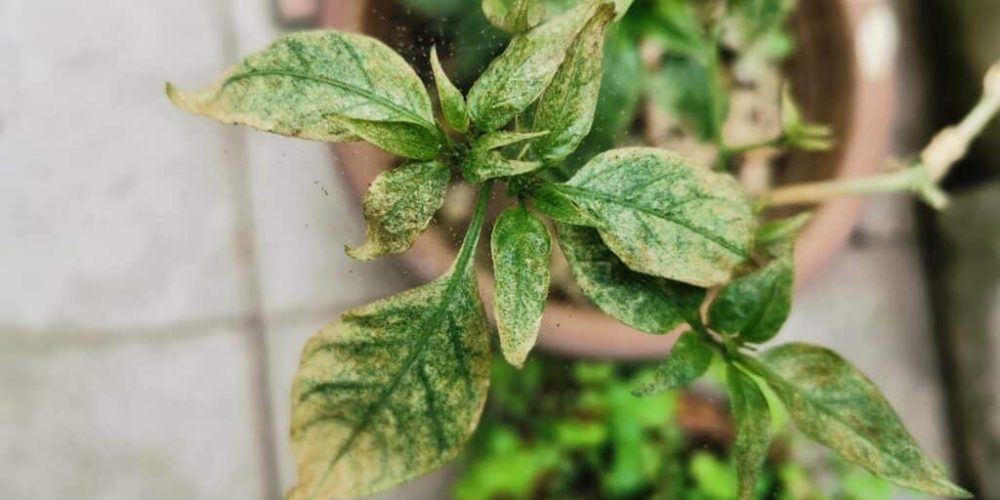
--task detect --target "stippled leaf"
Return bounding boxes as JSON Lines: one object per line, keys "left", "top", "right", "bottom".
{"left": 708, "top": 256, "right": 793, "bottom": 343}
{"left": 468, "top": 0, "right": 605, "bottom": 131}
{"left": 347, "top": 161, "right": 450, "bottom": 260}
{"left": 759, "top": 343, "right": 971, "bottom": 498}
{"left": 553, "top": 148, "right": 753, "bottom": 287}
{"left": 464, "top": 149, "right": 543, "bottom": 182}
{"left": 491, "top": 207, "right": 551, "bottom": 367}
{"left": 288, "top": 190, "right": 492, "bottom": 499}
{"left": 633, "top": 332, "right": 714, "bottom": 396}
{"left": 167, "top": 31, "right": 442, "bottom": 159}
{"left": 483, "top": 0, "right": 545, "bottom": 33}
{"left": 556, "top": 223, "right": 704, "bottom": 334}
{"left": 474, "top": 130, "right": 550, "bottom": 151}
{"left": 532, "top": 3, "right": 615, "bottom": 162}
{"left": 727, "top": 365, "right": 771, "bottom": 500}
{"left": 430, "top": 46, "right": 470, "bottom": 132}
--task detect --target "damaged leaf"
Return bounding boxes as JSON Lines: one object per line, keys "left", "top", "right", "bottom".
{"left": 727, "top": 365, "right": 771, "bottom": 500}
{"left": 483, "top": 0, "right": 545, "bottom": 33}
{"left": 708, "top": 256, "right": 793, "bottom": 344}
{"left": 633, "top": 331, "right": 714, "bottom": 396}
{"left": 431, "top": 46, "right": 470, "bottom": 132}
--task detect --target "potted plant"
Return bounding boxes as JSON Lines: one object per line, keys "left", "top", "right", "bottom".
{"left": 323, "top": 0, "right": 893, "bottom": 358}
{"left": 167, "top": 0, "right": 998, "bottom": 497}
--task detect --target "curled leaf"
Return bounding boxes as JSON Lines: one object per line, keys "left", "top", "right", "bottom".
{"left": 491, "top": 207, "right": 551, "bottom": 367}
{"left": 708, "top": 256, "right": 793, "bottom": 344}
{"left": 430, "top": 46, "right": 470, "bottom": 132}
{"left": 533, "top": 3, "right": 615, "bottom": 162}
{"left": 556, "top": 223, "right": 704, "bottom": 334}
{"left": 167, "top": 31, "right": 442, "bottom": 159}
{"left": 555, "top": 148, "right": 754, "bottom": 287}
{"left": 633, "top": 331, "right": 714, "bottom": 396}
{"left": 347, "top": 161, "right": 450, "bottom": 260}
{"left": 463, "top": 149, "right": 543, "bottom": 183}
{"left": 468, "top": 0, "right": 605, "bottom": 131}
{"left": 760, "top": 343, "right": 971, "bottom": 498}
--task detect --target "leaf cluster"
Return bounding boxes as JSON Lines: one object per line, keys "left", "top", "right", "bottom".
{"left": 167, "top": 0, "right": 969, "bottom": 497}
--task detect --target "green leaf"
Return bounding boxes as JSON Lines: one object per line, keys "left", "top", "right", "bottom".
{"left": 633, "top": 331, "right": 714, "bottom": 396}
{"left": 167, "top": 31, "right": 442, "bottom": 159}
{"left": 347, "top": 161, "right": 450, "bottom": 260}
{"left": 531, "top": 3, "right": 614, "bottom": 162}
{"left": 755, "top": 213, "right": 811, "bottom": 254}
{"left": 467, "top": 0, "right": 605, "bottom": 131}
{"left": 759, "top": 343, "right": 971, "bottom": 498}
{"left": 474, "top": 130, "right": 550, "bottom": 151}
{"left": 554, "top": 148, "right": 754, "bottom": 287}
{"left": 556, "top": 223, "right": 704, "bottom": 334}
{"left": 401, "top": 0, "right": 470, "bottom": 17}
{"left": 708, "top": 256, "right": 793, "bottom": 343}
{"left": 483, "top": 0, "right": 545, "bottom": 33}
{"left": 491, "top": 206, "right": 552, "bottom": 367}
{"left": 288, "top": 187, "right": 493, "bottom": 499}
{"left": 463, "top": 149, "right": 543, "bottom": 182}
{"left": 531, "top": 181, "right": 599, "bottom": 226}
{"left": 430, "top": 46, "right": 470, "bottom": 132}
{"left": 727, "top": 365, "right": 771, "bottom": 500}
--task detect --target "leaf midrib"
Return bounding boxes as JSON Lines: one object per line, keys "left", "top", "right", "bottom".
{"left": 555, "top": 184, "right": 749, "bottom": 259}
{"left": 224, "top": 69, "right": 432, "bottom": 128}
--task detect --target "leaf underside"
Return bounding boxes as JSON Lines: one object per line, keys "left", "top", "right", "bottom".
{"left": 348, "top": 161, "right": 451, "bottom": 260}
{"left": 289, "top": 252, "right": 490, "bottom": 498}
{"left": 167, "top": 31, "right": 441, "bottom": 159}
{"left": 560, "top": 148, "right": 754, "bottom": 287}
{"left": 761, "top": 343, "right": 971, "bottom": 498}
{"left": 556, "top": 223, "right": 704, "bottom": 334}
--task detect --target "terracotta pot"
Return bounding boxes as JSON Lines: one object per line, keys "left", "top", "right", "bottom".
{"left": 321, "top": 0, "right": 895, "bottom": 359}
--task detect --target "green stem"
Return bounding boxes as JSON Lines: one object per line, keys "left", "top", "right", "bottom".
{"left": 454, "top": 181, "right": 493, "bottom": 273}
{"left": 761, "top": 164, "right": 948, "bottom": 209}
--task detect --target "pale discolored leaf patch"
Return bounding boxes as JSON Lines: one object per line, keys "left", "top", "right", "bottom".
{"left": 555, "top": 148, "right": 754, "bottom": 287}
{"left": 491, "top": 207, "right": 551, "bottom": 367}
{"left": 289, "top": 197, "right": 492, "bottom": 499}
{"left": 708, "top": 256, "right": 793, "bottom": 344}
{"left": 430, "top": 46, "right": 470, "bottom": 132}
{"left": 760, "top": 343, "right": 971, "bottom": 498}
{"left": 532, "top": 3, "right": 615, "bottom": 162}
{"left": 474, "top": 130, "right": 550, "bottom": 152}
{"left": 167, "top": 30, "right": 442, "bottom": 159}
{"left": 482, "top": 0, "right": 545, "bottom": 33}
{"left": 633, "top": 331, "right": 714, "bottom": 396}
{"left": 556, "top": 223, "right": 704, "bottom": 334}
{"left": 727, "top": 365, "right": 771, "bottom": 500}
{"left": 467, "top": 0, "right": 606, "bottom": 131}
{"left": 347, "top": 161, "right": 450, "bottom": 261}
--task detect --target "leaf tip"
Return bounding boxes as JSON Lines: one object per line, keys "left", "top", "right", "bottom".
{"left": 345, "top": 242, "right": 377, "bottom": 261}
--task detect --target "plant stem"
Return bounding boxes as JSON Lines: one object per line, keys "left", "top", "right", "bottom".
{"left": 761, "top": 61, "right": 1000, "bottom": 209}
{"left": 722, "top": 136, "right": 784, "bottom": 158}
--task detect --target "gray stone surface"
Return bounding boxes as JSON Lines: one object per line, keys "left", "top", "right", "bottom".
{"left": 0, "top": 327, "right": 267, "bottom": 500}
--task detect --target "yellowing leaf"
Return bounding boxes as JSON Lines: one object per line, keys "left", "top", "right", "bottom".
{"left": 482, "top": 0, "right": 545, "bottom": 33}
{"left": 474, "top": 130, "right": 550, "bottom": 151}
{"left": 633, "top": 332, "right": 714, "bottom": 396}
{"left": 167, "top": 31, "right": 442, "bottom": 159}
{"left": 760, "top": 343, "right": 971, "bottom": 498}
{"left": 288, "top": 189, "right": 493, "bottom": 498}
{"left": 556, "top": 223, "right": 704, "bottom": 334}
{"left": 708, "top": 256, "right": 793, "bottom": 343}
{"left": 727, "top": 365, "right": 771, "bottom": 500}
{"left": 468, "top": 0, "right": 605, "bottom": 131}
{"left": 430, "top": 46, "right": 470, "bottom": 132}
{"left": 347, "top": 161, "right": 450, "bottom": 261}
{"left": 491, "top": 207, "right": 551, "bottom": 367}
{"left": 556, "top": 148, "right": 754, "bottom": 287}
{"left": 533, "top": 3, "right": 615, "bottom": 162}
